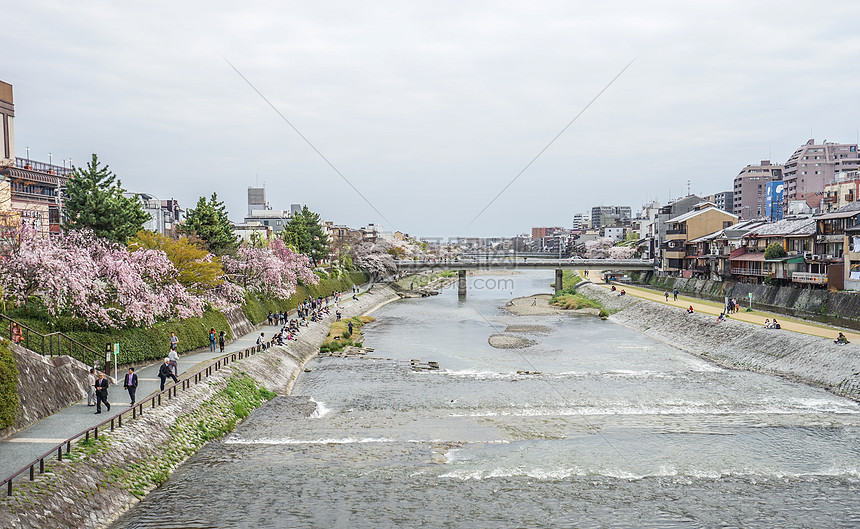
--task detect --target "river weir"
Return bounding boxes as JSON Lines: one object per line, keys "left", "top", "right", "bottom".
{"left": 111, "top": 272, "right": 860, "bottom": 528}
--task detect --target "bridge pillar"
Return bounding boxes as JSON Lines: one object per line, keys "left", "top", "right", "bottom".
{"left": 555, "top": 269, "right": 563, "bottom": 292}
{"left": 458, "top": 270, "right": 467, "bottom": 297}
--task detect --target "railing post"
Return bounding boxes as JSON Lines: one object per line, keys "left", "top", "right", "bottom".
{"left": 57, "top": 447, "right": 62, "bottom": 461}
{"left": 7, "top": 480, "right": 11, "bottom": 496}
{"left": 29, "top": 466, "right": 34, "bottom": 481}
{"left": 39, "top": 459, "right": 44, "bottom": 474}
{"left": 94, "top": 427, "right": 98, "bottom": 440}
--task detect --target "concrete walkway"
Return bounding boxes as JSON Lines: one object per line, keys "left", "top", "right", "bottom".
{"left": 584, "top": 271, "right": 860, "bottom": 343}
{"left": 0, "top": 284, "right": 374, "bottom": 480}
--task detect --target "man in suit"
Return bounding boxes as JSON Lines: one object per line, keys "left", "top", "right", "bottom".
{"left": 94, "top": 372, "right": 111, "bottom": 414}
{"left": 123, "top": 367, "right": 138, "bottom": 406}
{"left": 158, "top": 358, "right": 178, "bottom": 390}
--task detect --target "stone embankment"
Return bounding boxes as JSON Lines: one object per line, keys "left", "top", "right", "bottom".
{"left": 0, "top": 345, "right": 92, "bottom": 440}
{"left": 579, "top": 283, "right": 860, "bottom": 401}
{"left": 0, "top": 287, "right": 399, "bottom": 529}
{"left": 641, "top": 276, "right": 860, "bottom": 329}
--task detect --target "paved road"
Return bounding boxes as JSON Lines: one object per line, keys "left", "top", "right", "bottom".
{"left": 0, "top": 284, "right": 373, "bottom": 479}
{"left": 585, "top": 272, "right": 859, "bottom": 343}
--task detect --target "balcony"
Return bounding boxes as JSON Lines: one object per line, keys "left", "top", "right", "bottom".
{"left": 731, "top": 267, "right": 767, "bottom": 276}
{"left": 791, "top": 272, "right": 827, "bottom": 285}
{"left": 13, "top": 158, "right": 74, "bottom": 177}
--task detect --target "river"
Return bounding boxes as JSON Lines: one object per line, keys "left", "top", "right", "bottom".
{"left": 111, "top": 272, "right": 860, "bottom": 528}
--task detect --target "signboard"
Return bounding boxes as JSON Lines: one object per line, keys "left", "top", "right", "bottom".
{"left": 765, "top": 181, "right": 784, "bottom": 221}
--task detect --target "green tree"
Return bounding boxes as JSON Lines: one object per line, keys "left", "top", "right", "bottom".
{"left": 128, "top": 230, "right": 224, "bottom": 294}
{"left": 181, "top": 193, "right": 238, "bottom": 255}
{"left": 764, "top": 242, "right": 787, "bottom": 260}
{"left": 281, "top": 206, "right": 329, "bottom": 262}
{"left": 63, "top": 154, "right": 148, "bottom": 243}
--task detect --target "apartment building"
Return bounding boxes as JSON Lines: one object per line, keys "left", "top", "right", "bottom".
{"left": 783, "top": 139, "right": 860, "bottom": 208}
{"left": 732, "top": 160, "right": 783, "bottom": 220}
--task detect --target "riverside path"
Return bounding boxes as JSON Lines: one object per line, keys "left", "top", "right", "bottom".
{"left": 0, "top": 283, "right": 374, "bottom": 481}
{"left": 588, "top": 272, "right": 860, "bottom": 343}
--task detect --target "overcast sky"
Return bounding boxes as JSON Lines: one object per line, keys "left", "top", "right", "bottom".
{"left": 5, "top": 1, "right": 860, "bottom": 238}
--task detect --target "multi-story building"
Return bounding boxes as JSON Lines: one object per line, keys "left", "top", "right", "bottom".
{"left": 247, "top": 186, "right": 267, "bottom": 216}
{"left": 783, "top": 139, "right": 860, "bottom": 208}
{"left": 822, "top": 171, "right": 860, "bottom": 212}
{"left": 571, "top": 213, "right": 589, "bottom": 230}
{"left": 0, "top": 80, "right": 14, "bottom": 169}
{"left": 655, "top": 195, "right": 703, "bottom": 272}
{"left": 590, "top": 205, "right": 631, "bottom": 229}
{"left": 662, "top": 203, "right": 737, "bottom": 277}
{"left": 0, "top": 157, "right": 72, "bottom": 233}
{"left": 133, "top": 193, "right": 183, "bottom": 237}
{"left": 732, "top": 160, "right": 783, "bottom": 220}
{"left": 704, "top": 191, "right": 734, "bottom": 213}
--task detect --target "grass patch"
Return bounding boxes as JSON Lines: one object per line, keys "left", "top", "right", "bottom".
{"left": 320, "top": 316, "right": 375, "bottom": 353}
{"left": 550, "top": 293, "right": 601, "bottom": 310}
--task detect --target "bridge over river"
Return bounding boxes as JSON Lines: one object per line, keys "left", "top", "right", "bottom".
{"left": 393, "top": 258, "right": 655, "bottom": 295}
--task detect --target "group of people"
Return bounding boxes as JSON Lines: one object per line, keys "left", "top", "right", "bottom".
{"left": 763, "top": 318, "right": 782, "bottom": 329}
{"left": 74, "top": 283, "right": 370, "bottom": 418}
{"left": 725, "top": 298, "right": 741, "bottom": 314}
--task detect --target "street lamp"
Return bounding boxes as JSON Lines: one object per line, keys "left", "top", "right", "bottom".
{"left": 25, "top": 146, "right": 30, "bottom": 162}
{"left": 48, "top": 152, "right": 52, "bottom": 166}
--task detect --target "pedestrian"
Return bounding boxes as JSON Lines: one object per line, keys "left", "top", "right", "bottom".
{"left": 123, "top": 367, "right": 138, "bottom": 406}
{"left": 336, "top": 310, "right": 341, "bottom": 321}
{"left": 348, "top": 321, "right": 354, "bottom": 335}
{"left": 208, "top": 327, "right": 216, "bottom": 352}
{"left": 218, "top": 330, "right": 226, "bottom": 352}
{"left": 94, "top": 372, "right": 110, "bottom": 414}
{"left": 673, "top": 288, "right": 678, "bottom": 301}
{"left": 158, "top": 358, "right": 178, "bottom": 390}
{"left": 87, "top": 368, "right": 96, "bottom": 406}
{"left": 256, "top": 332, "right": 266, "bottom": 350}
{"left": 169, "top": 331, "right": 179, "bottom": 351}
{"left": 168, "top": 347, "right": 179, "bottom": 376}
{"left": 10, "top": 322, "right": 22, "bottom": 345}
{"left": 664, "top": 291, "right": 669, "bottom": 302}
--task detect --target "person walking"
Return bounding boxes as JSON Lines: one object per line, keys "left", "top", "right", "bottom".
{"left": 672, "top": 288, "right": 678, "bottom": 301}
{"left": 168, "top": 347, "right": 179, "bottom": 376}
{"left": 208, "top": 328, "right": 216, "bottom": 352}
{"left": 158, "top": 358, "right": 178, "bottom": 390}
{"left": 169, "top": 332, "right": 179, "bottom": 351}
{"left": 664, "top": 291, "right": 669, "bottom": 302}
{"left": 87, "top": 368, "right": 96, "bottom": 406}
{"left": 94, "top": 372, "right": 110, "bottom": 414}
{"left": 10, "top": 322, "right": 22, "bottom": 345}
{"left": 123, "top": 367, "right": 138, "bottom": 406}
{"left": 348, "top": 321, "right": 354, "bottom": 335}
{"left": 218, "top": 330, "right": 226, "bottom": 352}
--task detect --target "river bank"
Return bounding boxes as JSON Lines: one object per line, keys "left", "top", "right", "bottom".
{"left": 0, "top": 286, "right": 400, "bottom": 529}
{"left": 577, "top": 283, "right": 860, "bottom": 402}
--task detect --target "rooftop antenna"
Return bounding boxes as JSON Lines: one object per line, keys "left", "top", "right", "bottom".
{"left": 687, "top": 179, "right": 691, "bottom": 196}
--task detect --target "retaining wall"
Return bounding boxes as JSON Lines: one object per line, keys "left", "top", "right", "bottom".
{"left": 0, "top": 287, "right": 399, "bottom": 529}
{"left": 580, "top": 283, "right": 860, "bottom": 400}
{"left": 643, "top": 276, "right": 860, "bottom": 329}
{"left": 0, "top": 345, "right": 91, "bottom": 440}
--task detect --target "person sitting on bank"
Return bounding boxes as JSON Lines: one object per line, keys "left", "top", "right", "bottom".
{"left": 619, "top": 289, "right": 626, "bottom": 296}
{"left": 610, "top": 285, "right": 617, "bottom": 292}
{"left": 764, "top": 319, "right": 771, "bottom": 328}
{"left": 835, "top": 332, "right": 850, "bottom": 344}
{"left": 771, "top": 319, "right": 781, "bottom": 329}
{"left": 686, "top": 306, "right": 694, "bottom": 314}
{"left": 716, "top": 312, "right": 726, "bottom": 323}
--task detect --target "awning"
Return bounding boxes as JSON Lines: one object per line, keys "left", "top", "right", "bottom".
{"left": 815, "top": 210, "right": 860, "bottom": 220}
{"left": 730, "top": 252, "right": 765, "bottom": 262}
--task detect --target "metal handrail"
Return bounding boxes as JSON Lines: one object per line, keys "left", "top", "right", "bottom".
{"left": 1, "top": 340, "right": 269, "bottom": 496}
{"left": 0, "top": 314, "right": 100, "bottom": 367}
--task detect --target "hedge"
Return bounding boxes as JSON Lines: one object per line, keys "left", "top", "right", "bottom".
{"left": 0, "top": 339, "right": 20, "bottom": 429}
{"left": 3, "top": 270, "right": 369, "bottom": 366}
{"left": 241, "top": 270, "right": 369, "bottom": 325}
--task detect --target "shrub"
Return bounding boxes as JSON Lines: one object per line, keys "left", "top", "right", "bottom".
{"left": 0, "top": 340, "right": 19, "bottom": 429}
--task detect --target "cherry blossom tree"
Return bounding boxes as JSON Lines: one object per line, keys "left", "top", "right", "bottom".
{"left": 0, "top": 228, "right": 204, "bottom": 328}
{"left": 608, "top": 246, "right": 636, "bottom": 259}
{"left": 221, "top": 239, "right": 318, "bottom": 300}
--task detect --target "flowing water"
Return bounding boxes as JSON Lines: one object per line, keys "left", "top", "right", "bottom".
{"left": 112, "top": 272, "right": 860, "bottom": 528}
